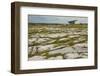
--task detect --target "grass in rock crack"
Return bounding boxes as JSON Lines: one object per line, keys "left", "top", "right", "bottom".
{"left": 28, "top": 49, "right": 64, "bottom": 59}
{"left": 28, "top": 36, "right": 87, "bottom": 58}
{"left": 28, "top": 24, "right": 88, "bottom": 60}
{"left": 53, "top": 36, "right": 82, "bottom": 47}
{"left": 41, "top": 52, "right": 64, "bottom": 59}
{"left": 28, "top": 50, "right": 49, "bottom": 58}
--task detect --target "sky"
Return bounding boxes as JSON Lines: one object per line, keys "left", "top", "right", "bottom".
{"left": 28, "top": 15, "right": 88, "bottom": 24}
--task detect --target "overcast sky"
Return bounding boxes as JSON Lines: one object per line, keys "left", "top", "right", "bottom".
{"left": 28, "top": 15, "right": 88, "bottom": 24}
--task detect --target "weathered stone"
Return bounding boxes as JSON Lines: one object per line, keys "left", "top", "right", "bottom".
{"left": 48, "top": 56, "right": 63, "bottom": 60}
{"left": 49, "top": 47, "right": 75, "bottom": 55}
{"left": 73, "top": 43, "right": 87, "bottom": 52}
{"left": 48, "top": 57, "right": 56, "bottom": 60}
{"left": 28, "top": 56, "right": 46, "bottom": 60}
{"left": 64, "top": 53, "right": 79, "bottom": 59}
{"left": 55, "top": 56, "right": 63, "bottom": 59}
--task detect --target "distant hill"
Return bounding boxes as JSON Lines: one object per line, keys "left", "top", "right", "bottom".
{"left": 28, "top": 23, "right": 87, "bottom": 29}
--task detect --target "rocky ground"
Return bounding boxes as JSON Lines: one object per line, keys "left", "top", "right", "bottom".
{"left": 28, "top": 24, "right": 88, "bottom": 60}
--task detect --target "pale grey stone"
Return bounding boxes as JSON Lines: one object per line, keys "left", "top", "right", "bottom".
{"left": 49, "top": 47, "right": 75, "bottom": 55}
{"left": 64, "top": 53, "right": 79, "bottom": 59}
{"left": 55, "top": 56, "right": 63, "bottom": 59}
{"left": 48, "top": 57, "right": 56, "bottom": 60}
{"left": 48, "top": 56, "right": 63, "bottom": 60}
{"left": 29, "top": 56, "right": 46, "bottom": 60}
